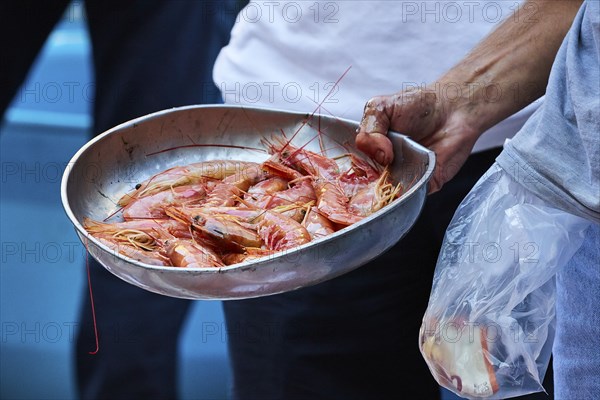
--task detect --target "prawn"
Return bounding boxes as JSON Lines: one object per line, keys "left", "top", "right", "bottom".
{"left": 259, "top": 159, "right": 317, "bottom": 221}
{"left": 338, "top": 153, "right": 383, "bottom": 197}
{"left": 222, "top": 247, "right": 276, "bottom": 265}
{"left": 84, "top": 217, "right": 192, "bottom": 247}
{"left": 118, "top": 160, "right": 257, "bottom": 206}
{"left": 85, "top": 219, "right": 197, "bottom": 266}
{"left": 315, "top": 169, "right": 401, "bottom": 226}
{"left": 347, "top": 169, "right": 402, "bottom": 217}
{"left": 243, "top": 177, "right": 289, "bottom": 208}
{"left": 152, "top": 226, "right": 224, "bottom": 268}
{"left": 313, "top": 177, "right": 362, "bottom": 226}
{"left": 122, "top": 183, "right": 209, "bottom": 220}
{"left": 203, "top": 163, "right": 268, "bottom": 207}
{"left": 192, "top": 199, "right": 310, "bottom": 251}
{"left": 250, "top": 210, "right": 311, "bottom": 251}
{"left": 165, "top": 207, "right": 263, "bottom": 252}
{"left": 301, "top": 205, "right": 336, "bottom": 239}
{"left": 177, "top": 206, "right": 263, "bottom": 221}
{"left": 262, "top": 135, "right": 339, "bottom": 180}
{"left": 94, "top": 235, "right": 171, "bottom": 266}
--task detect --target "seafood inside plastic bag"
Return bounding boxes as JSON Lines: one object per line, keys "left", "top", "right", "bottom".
{"left": 419, "top": 163, "right": 591, "bottom": 399}
{"left": 83, "top": 134, "right": 402, "bottom": 268}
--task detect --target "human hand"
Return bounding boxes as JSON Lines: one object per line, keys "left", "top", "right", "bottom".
{"left": 356, "top": 87, "right": 480, "bottom": 193}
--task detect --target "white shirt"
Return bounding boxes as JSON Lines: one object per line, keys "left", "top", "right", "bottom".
{"left": 214, "top": 1, "right": 541, "bottom": 153}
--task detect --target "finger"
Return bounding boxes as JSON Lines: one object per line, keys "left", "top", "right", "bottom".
{"left": 356, "top": 97, "right": 395, "bottom": 165}
{"left": 356, "top": 131, "right": 394, "bottom": 165}
{"left": 426, "top": 148, "right": 469, "bottom": 194}
{"left": 359, "top": 96, "right": 392, "bottom": 136}
{"left": 426, "top": 167, "right": 444, "bottom": 194}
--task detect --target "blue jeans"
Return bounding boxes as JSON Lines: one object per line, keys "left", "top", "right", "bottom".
{"left": 554, "top": 223, "right": 600, "bottom": 398}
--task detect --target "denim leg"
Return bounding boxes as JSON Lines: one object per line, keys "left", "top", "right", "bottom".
{"left": 553, "top": 223, "right": 600, "bottom": 398}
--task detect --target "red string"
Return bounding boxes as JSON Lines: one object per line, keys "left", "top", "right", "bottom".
{"left": 84, "top": 238, "right": 100, "bottom": 355}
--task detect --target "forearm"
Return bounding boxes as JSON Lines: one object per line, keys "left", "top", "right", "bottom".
{"left": 356, "top": 0, "right": 584, "bottom": 191}
{"left": 436, "top": 0, "right": 583, "bottom": 137}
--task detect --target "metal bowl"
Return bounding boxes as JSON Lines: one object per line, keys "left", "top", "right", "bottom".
{"left": 61, "top": 105, "right": 434, "bottom": 300}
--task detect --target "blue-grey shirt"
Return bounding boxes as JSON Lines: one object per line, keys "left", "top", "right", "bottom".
{"left": 496, "top": 0, "right": 599, "bottom": 222}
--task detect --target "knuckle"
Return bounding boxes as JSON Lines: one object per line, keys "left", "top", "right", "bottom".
{"left": 363, "top": 99, "right": 375, "bottom": 112}
{"left": 364, "top": 96, "right": 383, "bottom": 109}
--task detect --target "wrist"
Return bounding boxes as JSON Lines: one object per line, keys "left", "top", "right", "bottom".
{"left": 423, "top": 79, "right": 485, "bottom": 143}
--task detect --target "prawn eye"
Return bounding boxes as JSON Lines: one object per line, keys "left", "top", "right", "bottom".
{"left": 135, "top": 183, "right": 142, "bottom": 190}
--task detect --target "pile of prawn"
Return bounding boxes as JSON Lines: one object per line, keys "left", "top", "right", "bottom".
{"left": 84, "top": 135, "right": 403, "bottom": 268}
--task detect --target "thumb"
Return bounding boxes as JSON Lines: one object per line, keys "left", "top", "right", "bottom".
{"left": 356, "top": 96, "right": 394, "bottom": 165}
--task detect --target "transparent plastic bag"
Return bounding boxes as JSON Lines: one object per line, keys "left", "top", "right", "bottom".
{"left": 419, "top": 163, "right": 591, "bottom": 399}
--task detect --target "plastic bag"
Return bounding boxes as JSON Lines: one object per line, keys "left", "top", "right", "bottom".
{"left": 419, "top": 163, "right": 591, "bottom": 399}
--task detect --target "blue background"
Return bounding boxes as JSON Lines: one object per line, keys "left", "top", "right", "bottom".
{"left": 0, "top": 8, "right": 230, "bottom": 399}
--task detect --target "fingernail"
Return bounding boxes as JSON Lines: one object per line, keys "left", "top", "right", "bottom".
{"left": 375, "top": 150, "right": 385, "bottom": 165}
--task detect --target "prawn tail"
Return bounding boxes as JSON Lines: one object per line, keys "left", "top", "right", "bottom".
{"left": 84, "top": 218, "right": 159, "bottom": 251}
{"left": 374, "top": 169, "right": 403, "bottom": 212}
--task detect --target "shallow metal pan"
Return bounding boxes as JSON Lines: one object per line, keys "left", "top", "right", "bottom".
{"left": 61, "top": 105, "right": 435, "bottom": 300}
